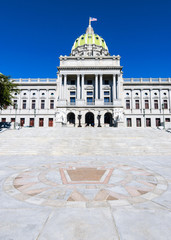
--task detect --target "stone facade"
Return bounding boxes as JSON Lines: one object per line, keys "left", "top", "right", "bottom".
{"left": 0, "top": 25, "right": 171, "bottom": 128}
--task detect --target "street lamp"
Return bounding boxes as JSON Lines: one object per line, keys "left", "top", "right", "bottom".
{"left": 162, "top": 103, "right": 165, "bottom": 129}
{"left": 15, "top": 103, "right": 18, "bottom": 129}
{"left": 143, "top": 109, "right": 145, "bottom": 127}
{"left": 97, "top": 111, "right": 101, "bottom": 127}
{"left": 78, "top": 111, "right": 82, "bottom": 127}
{"left": 34, "top": 109, "right": 36, "bottom": 127}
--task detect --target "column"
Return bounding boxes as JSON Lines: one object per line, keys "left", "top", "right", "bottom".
{"left": 117, "top": 74, "right": 121, "bottom": 100}
{"left": 58, "top": 74, "right": 62, "bottom": 99}
{"left": 100, "top": 74, "right": 103, "bottom": 99}
{"left": 140, "top": 89, "right": 143, "bottom": 113}
{"left": 169, "top": 89, "right": 171, "bottom": 112}
{"left": 77, "top": 74, "right": 80, "bottom": 99}
{"left": 159, "top": 89, "right": 162, "bottom": 113}
{"left": 95, "top": 74, "right": 98, "bottom": 99}
{"left": 81, "top": 74, "right": 85, "bottom": 100}
{"left": 150, "top": 89, "right": 152, "bottom": 113}
{"left": 131, "top": 89, "right": 133, "bottom": 112}
{"left": 64, "top": 74, "right": 67, "bottom": 99}
{"left": 113, "top": 74, "right": 116, "bottom": 102}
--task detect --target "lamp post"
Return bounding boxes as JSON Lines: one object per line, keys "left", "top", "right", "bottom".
{"left": 34, "top": 109, "right": 36, "bottom": 127}
{"left": 97, "top": 111, "right": 101, "bottom": 127}
{"left": 15, "top": 103, "right": 18, "bottom": 129}
{"left": 78, "top": 111, "right": 82, "bottom": 127}
{"left": 143, "top": 109, "right": 145, "bottom": 127}
{"left": 162, "top": 103, "right": 165, "bottom": 129}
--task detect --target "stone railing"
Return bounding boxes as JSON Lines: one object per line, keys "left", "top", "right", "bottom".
{"left": 11, "top": 78, "right": 57, "bottom": 83}
{"left": 124, "top": 78, "right": 171, "bottom": 83}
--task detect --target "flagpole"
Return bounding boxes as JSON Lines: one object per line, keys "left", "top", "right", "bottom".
{"left": 89, "top": 17, "right": 91, "bottom": 26}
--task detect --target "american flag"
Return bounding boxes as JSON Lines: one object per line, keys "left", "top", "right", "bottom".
{"left": 90, "top": 17, "right": 97, "bottom": 22}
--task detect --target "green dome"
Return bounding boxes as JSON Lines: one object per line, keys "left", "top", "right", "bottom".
{"left": 72, "top": 33, "right": 108, "bottom": 52}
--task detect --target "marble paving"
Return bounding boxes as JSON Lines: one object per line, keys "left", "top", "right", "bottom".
{"left": 0, "top": 127, "right": 171, "bottom": 239}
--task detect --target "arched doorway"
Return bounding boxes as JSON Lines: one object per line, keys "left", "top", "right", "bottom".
{"left": 104, "top": 112, "right": 113, "bottom": 126}
{"left": 85, "top": 112, "right": 94, "bottom": 126}
{"left": 67, "top": 112, "right": 75, "bottom": 125}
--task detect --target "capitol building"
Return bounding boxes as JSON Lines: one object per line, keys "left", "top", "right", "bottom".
{"left": 1, "top": 23, "right": 171, "bottom": 128}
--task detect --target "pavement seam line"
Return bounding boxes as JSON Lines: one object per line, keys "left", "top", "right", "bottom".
{"left": 36, "top": 210, "right": 54, "bottom": 240}
{"left": 109, "top": 205, "right": 121, "bottom": 240}
{"left": 151, "top": 200, "right": 171, "bottom": 211}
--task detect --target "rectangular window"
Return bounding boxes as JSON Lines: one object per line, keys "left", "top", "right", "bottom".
{"left": 50, "top": 100, "right": 54, "bottom": 109}
{"left": 2, "top": 118, "right": 6, "bottom": 122}
{"left": 70, "top": 97, "right": 75, "bottom": 103}
{"left": 20, "top": 118, "right": 25, "bottom": 127}
{"left": 146, "top": 118, "right": 151, "bottom": 127}
{"left": 41, "top": 100, "right": 45, "bottom": 109}
{"left": 87, "top": 91, "right": 93, "bottom": 95}
{"left": 165, "top": 118, "right": 170, "bottom": 122}
{"left": 70, "top": 91, "right": 75, "bottom": 95}
{"left": 104, "top": 91, "right": 109, "bottom": 95}
{"left": 104, "top": 97, "right": 109, "bottom": 102}
{"left": 154, "top": 100, "right": 158, "bottom": 109}
{"left": 22, "top": 100, "right": 26, "bottom": 109}
{"left": 156, "top": 118, "right": 161, "bottom": 127}
{"left": 39, "top": 118, "right": 44, "bottom": 127}
{"left": 30, "top": 118, "right": 34, "bottom": 127}
{"left": 87, "top": 80, "right": 92, "bottom": 85}
{"left": 135, "top": 100, "right": 139, "bottom": 109}
{"left": 32, "top": 100, "right": 36, "bottom": 109}
{"left": 87, "top": 97, "right": 93, "bottom": 102}
{"left": 145, "top": 100, "right": 149, "bottom": 109}
{"left": 136, "top": 118, "right": 141, "bottom": 127}
{"left": 127, "top": 118, "right": 132, "bottom": 127}
{"left": 163, "top": 100, "right": 168, "bottom": 109}
{"left": 11, "top": 118, "right": 15, "bottom": 122}
{"left": 13, "top": 100, "right": 18, "bottom": 109}
{"left": 126, "top": 100, "right": 130, "bottom": 109}
{"left": 49, "top": 118, "right": 53, "bottom": 127}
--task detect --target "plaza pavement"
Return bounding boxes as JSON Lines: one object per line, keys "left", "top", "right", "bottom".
{"left": 0, "top": 127, "right": 171, "bottom": 240}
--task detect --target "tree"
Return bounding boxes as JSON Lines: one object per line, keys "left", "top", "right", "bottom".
{"left": 0, "top": 73, "right": 20, "bottom": 110}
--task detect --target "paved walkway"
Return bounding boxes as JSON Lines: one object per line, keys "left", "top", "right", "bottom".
{"left": 0, "top": 127, "right": 171, "bottom": 239}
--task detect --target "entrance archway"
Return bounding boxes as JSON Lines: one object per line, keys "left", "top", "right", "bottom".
{"left": 104, "top": 112, "right": 113, "bottom": 126}
{"left": 67, "top": 112, "right": 75, "bottom": 125}
{"left": 85, "top": 112, "right": 94, "bottom": 126}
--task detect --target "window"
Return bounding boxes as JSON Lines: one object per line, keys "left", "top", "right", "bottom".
{"left": 154, "top": 92, "right": 157, "bottom": 96}
{"left": 135, "top": 100, "right": 139, "bottom": 109}
{"left": 87, "top": 80, "right": 92, "bottom": 85}
{"left": 145, "top": 100, "right": 149, "bottom": 109}
{"left": 23, "top": 92, "right": 27, "bottom": 95}
{"left": 20, "top": 118, "right": 25, "bottom": 127}
{"left": 50, "top": 100, "right": 54, "bottom": 109}
{"left": 70, "top": 97, "right": 75, "bottom": 103}
{"left": 32, "top": 100, "right": 36, "bottom": 109}
{"left": 22, "top": 100, "right": 26, "bottom": 109}
{"left": 136, "top": 118, "right": 141, "bottom": 127}
{"left": 87, "top": 97, "right": 93, "bottom": 102}
{"left": 42, "top": 93, "right": 45, "bottom": 96}
{"left": 104, "top": 97, "right": 109, "bottom": 102}
{"left": 13, "top": 100, "right": 18, "bottom": 109}
{"left": 41, "top": 100, "right": 45, "bottom": 109}
{"left": 163, "top": 93, "right": 167, "bottom": 96}
{"left": 70, "top": 91, "right": 75, "bottom": 95}
{"left": 51, "top": 93, "right": 54, "bottom": 95}
{"left": 126, "top": 100, "right": 130, "bottom": 109}
{"left": 154, "top": 100, "right": 158, "bottom": 109}
{"left": 126, "top": 92, "right": 129, "bottom": 95}
{"left": 49, "top": 118, "right": 53, "bottom": 127}
{"left": 30, "top": 118, "right": 34, "bottom": 127}
{"left": 165, "top": 118, "right": 170, "bottom": 122}
{"left": 39, "top": 118, "right": 44, "bottom": 127}
{"left": 156, "top": 118, "right": 161, "bottom": 127}
{"left": 146, "top": 118, "right": 151, "bottom": 127}
{"left": 14, "top": 93, "right": 17, "bottom": 96}
{"left": 71, "top": 80, "right": 75, "bottom": 85}
{"left": 127, "top": 118, "right": 132, "bottom": 127}
{"left": 87, "top": 91, "right": 93, "bottom": 95}
{"left": 11, "top": 118, "right": 15, "bottom": 122}
{"left": 104, "top": 91, "right": 109, "bottom": 95}
{"left": 163, "top": 100, "right": 168, "bottom": 109}
{"left": 145, "top": 92, "right": 148, "bottom": 96}
{"left": 33, "top": 93, "right": 36, "bottom": 96}
{"left": 2, "top": 118, "right": 6, "bottom": 122}
{"left": 135, "top": 92, "right": 138, "bottom": 96}
{"left": 104, "top": 80, "right": 109, "bottom": 85}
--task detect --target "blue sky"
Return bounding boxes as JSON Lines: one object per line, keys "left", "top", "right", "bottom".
{"left": 0, "top": 0, "right": 170, "bottom": 78}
